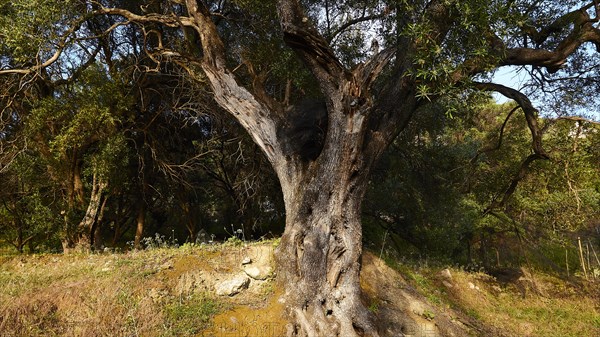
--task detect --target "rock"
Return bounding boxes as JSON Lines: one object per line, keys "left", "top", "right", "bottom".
{"left": 440, "top": 269, "right": 454, "bottom": 288}
{"left": 440, "top": 268, "right": 452, "bottom": 280}
{"left": 468, "top": 282, "right": 480, "bottom": 291}
{"left": 215, "top": 274, "right": 250, "bottom": 296}
{"left": 243, "top": 265, "right": 272, "bottom": 280}
{"left": 241, "top": 257, "right": 252, "bottom": 265}
{"left": 442, "top": 280, "right": 454, "bottom": 288}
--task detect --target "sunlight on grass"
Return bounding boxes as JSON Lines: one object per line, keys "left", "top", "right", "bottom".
{"left": 163, "top": 294, "right": 222, "bottom": 336}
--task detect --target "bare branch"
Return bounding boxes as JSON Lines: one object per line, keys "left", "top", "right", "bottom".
{"left": 327, "top": 13, "right": 386, "bottom": 43}
{"left": 552, "top": 116, "right": 600, "bottom": 125}
{"left": 485, "top": 153, "right": 546, "bottom": 213}
{"left": 471, "top": 105, "right": 520, "bottom": 165}
{"left": 473, "top": 82, "right": 549, "bottom": 158}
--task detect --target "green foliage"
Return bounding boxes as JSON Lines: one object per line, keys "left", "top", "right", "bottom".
{"left": 0, "top": 0, "right": 80, "bottom": 64}
{"left": 27, "top": 64, "right": 130, "bottom": 158}
{"left": 422, "top": 309, "right": 435, "bottom": 320}
{"left": 365, "top": 97, "right": 600, "bottom": 270}
{"left": 164, "top": 294, "right": 222, "bottom": 336}
{"left": 0, "top": 152, "right": 62, "bottom": 252}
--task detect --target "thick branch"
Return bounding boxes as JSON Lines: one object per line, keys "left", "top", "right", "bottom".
{"left": 473, "top": 82, "right": 548, "bottom": 158}
{"left": 521, "top": 2, "right": 599, "bottom": 46}
{"left": 96, "top": 7, "right": 192, "bottom": 28}
{"left": 182, "top": 1, "right": 227, "bottom": 69}
{"left": 504, "top": 5, "right": 600, "bottom": 72}
{"left": 181, "top": 1, "right": 284, "bottom": 168}
{"left": 452, "top": 3, "right": 600, "bottom": 82}
{"left": 353, "top": 48, "right": 396, "bottom": 95}
{"left": 423, "top": 0, "right": 455, "bottom": 45}
{"left": 277, "top": 0, "right": 348, "bottom": 96}
{"left": 363, "top": 0, "right": 458, "bottom": 154}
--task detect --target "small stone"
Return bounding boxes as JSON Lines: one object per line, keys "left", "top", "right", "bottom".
{"left": 160, "top": 260, "right": 174, "bottom": 270}
{"left": 215, "top": 275, "right": 250, "bottom": 296}
{"left": 442, "top": 280, "right": 454, "bottom": 288}
{"left": 440, "top": 268, "right": 452, "bottom": 280}
{"left": 243, "top": 265, "right": 272, "bottom": 280}
{"left": 148, "top": 288, "right": 168, "bottom": 303}
{"left": 468, "top": 282, "right": 480, "bottom": 291}
{"left": 241, "top": 257, "right": 252, "bottom": 265}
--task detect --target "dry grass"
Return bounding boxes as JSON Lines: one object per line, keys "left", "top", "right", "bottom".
{"left": 424, "top": 267, "right": 600, "bottom": 337}
{"left": 0, "top": 247, "right": 230, "bottom": 337}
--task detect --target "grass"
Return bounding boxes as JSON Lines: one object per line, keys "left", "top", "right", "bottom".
{"left": 0, "top": 240, "right": 283, "bottom": 337}
{"left": 0, "top": 247, "right": 228, "bottom": 337}
{"left": 484, "top": 296, "right": 600, "bottom": 336}
{"left": 163, "top": 293, "right": 222, "bottom": 336}
{"left": 378, "top": 252, "right": 600, "bottom": 337}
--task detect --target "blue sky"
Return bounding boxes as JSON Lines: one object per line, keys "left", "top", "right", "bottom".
{"left": 492, "top": 66, "right": 600, "bottom": 122}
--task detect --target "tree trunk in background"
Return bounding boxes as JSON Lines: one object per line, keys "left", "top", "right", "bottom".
{"left": 91, "top": 195, "right": 109, "bottom": 250}
{"left": 72, "top": 158, "right": 85, "bottom": 205}
{"left": 72, "top": 172, "right": 107, "bottom": 252}
{"left": 134, "top": 201, "right": 146, "bottom": 250}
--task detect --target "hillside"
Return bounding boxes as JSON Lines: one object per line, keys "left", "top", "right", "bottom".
{"left": 0, "top": 242, "right": 599, "bottom": 337}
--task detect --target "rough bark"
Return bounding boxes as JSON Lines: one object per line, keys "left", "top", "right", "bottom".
{"left": 276, "top": 150, "right": 379, "bottom": 337}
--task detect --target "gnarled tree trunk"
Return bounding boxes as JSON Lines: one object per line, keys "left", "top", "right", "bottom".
{"left": 182, "top": 1, "right": 403, "bottom": 335}
{"left": 103, "top": 0, "right": 438, "bottom": 334}
{"left": 276, "top": 154, "right": 378, "bottom": 336}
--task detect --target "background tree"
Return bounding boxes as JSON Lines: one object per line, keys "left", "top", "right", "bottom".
{"left": 0, "top": 153, "right": 61, "bottom": 253}
{"left": 364, "top": 98, "right": 600, "bottom": 271}
{"left": 1, "top": 0, "right": 284, "bottom": 252}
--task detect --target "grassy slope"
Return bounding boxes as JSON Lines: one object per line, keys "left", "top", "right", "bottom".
{"left": 387, "top": 259, "right": 600, "bottom": 337}
{"left": 0, "top": 244, "right": 599, "bottom": 337}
